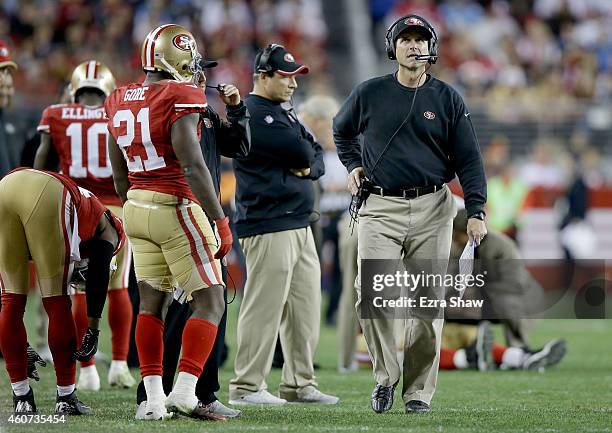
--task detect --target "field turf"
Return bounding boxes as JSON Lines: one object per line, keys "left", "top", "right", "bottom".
{"left": 0, "top": 297, "right": 610, "bottom": 433}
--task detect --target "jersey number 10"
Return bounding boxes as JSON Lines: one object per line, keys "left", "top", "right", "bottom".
{"left": 66, "top": 122, "right": 112, "bottom": 178}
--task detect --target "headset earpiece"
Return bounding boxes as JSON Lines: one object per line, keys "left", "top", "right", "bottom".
{"left": 385, "top": 17, "right": 404, "bottom": 60}
{"left": 257, "top": 43, "right": 284, "bottom": 73}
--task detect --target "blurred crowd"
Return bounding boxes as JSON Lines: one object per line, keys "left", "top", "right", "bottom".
{"left": 1, "top": 0, "right": 610, "bottom": 123}
{"left": 371, "top": 0, "right": 611, "bottom": 122}
{"left": 1, "top": 0, "right": 330, "bottom": 111}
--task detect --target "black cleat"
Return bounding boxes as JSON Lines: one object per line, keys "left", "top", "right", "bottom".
{"left": 13, "top": 388, "right": 37, "bottom": 414}
{"left": 55, "top": 390, "right": 91, "bottom": 415}
{"left": 371, "top": 383, "right": 396, "bottom": 413}
{"left": 523, "top": 339, "right": 567, "bottom": 371}
{"left": 405, "top": 400, "right": 431, "bottom": 413}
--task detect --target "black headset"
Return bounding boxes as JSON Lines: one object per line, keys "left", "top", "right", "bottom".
{"left": 385, "top": 14, "right": 438, "bottom": 63}
{"left": 256, "top": 43, "right": 284, "bottom": 73}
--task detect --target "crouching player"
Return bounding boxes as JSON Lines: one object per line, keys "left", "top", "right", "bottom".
{"left": 0, "top": 168, "right": 124, "bottom": 414}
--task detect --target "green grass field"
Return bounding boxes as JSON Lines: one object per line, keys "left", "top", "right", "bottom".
{"left": 1, "top": 298, "right": 611, "bottom": 433}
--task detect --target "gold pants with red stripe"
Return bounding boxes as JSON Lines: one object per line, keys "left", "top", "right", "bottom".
{"left": 0, "top": 169, "right": 75, "bottom": 297}
{"left": 123, "top": 189, "right": 223, "bottom": 299}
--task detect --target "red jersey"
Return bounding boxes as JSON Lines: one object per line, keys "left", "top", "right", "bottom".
{"left": 104, "top": 80, "right": 208, "bottom": 202}
{"left": 10, "top": 168, "right": 125, "bottom": 256}
{"left": 37, "top": 103, "right": 121, "bottom": 206}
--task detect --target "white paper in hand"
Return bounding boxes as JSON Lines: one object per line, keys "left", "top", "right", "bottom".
{"left": 456, "top": 241, "right": 476, "bottom": 299}
{"left": 459, "top": 241, "right": 475, "bottom": 275}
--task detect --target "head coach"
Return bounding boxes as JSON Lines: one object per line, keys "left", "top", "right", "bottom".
{"left": 333, "top": 15, "right": 487, "bottom": 414}
{"left": 229, "top": 44, "right": 338, "bottom": 405}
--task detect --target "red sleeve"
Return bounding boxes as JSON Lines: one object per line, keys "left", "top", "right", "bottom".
{"left": 73, "top": 187, "right": 106, "bottom": 243}
{"left": 106, "top": 209, "right": 125, "bottom": 256}
{"left": 103, "top": 91, "right": 117, "bottom": 129}
{"left": 37, "top": 106, "right": 55, "bottom": 134}
{"left": 164, "top": 82, "right": 208, "bottom": 125}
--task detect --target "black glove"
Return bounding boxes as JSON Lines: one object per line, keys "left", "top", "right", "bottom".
{"left": 73, "top": 327, "right": 100, "bottom": 362}
{"left": 26, "top": 343, "right": 47, "bottom": 381}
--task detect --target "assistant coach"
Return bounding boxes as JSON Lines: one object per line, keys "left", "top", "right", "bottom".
{"left": 333, "top": 15, "right": 487, "bottom": 414}
{"left": 229, "top": 44, "right": 337, "bottom": 406}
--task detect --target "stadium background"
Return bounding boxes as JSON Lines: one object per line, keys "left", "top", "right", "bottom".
{"left": 0, "top": 0, "right": 611, "bottom": 432}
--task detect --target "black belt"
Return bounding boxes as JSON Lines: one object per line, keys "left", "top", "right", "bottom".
{"left": 366, "top": 183, "right": 444, "bottom": 199}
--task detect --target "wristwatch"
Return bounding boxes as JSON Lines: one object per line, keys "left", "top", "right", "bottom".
{"left": 469, "top": 211, "right": 485, "bottom": 221}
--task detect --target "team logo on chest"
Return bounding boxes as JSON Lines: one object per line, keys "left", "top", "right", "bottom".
{"left": 423, "top": 111, "right": 436, "bottom": 120}
{"left": 264, "top": 115, "right": 274, "bottom": 124}
{"left": 203, "top": 118, "right": 213, "bottom": 128}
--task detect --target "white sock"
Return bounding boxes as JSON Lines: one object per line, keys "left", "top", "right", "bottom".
{"left": 57, "top": 384, "right": 75, "bottom": 396}
{"left": 12, "top": 379, "right": 30, "bottom": 397}
{"left": 143, "top": 375, "right": 165, "bottom": 402}
{"left": 453, "top": 349, "right": 469, "bottom": 369}
{"left": 172, "top": 372, "right": 198, "bottom": 397}
{"left": 80, "top": 365, "right": 98, "bottom": 376}
{"left": 501, "top": 347, "right": 526, "bottom": 368}
{"left": 110, "top": 360, "right": 128, "bottom": 371}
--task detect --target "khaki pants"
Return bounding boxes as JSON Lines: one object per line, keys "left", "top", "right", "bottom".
{"left": 356, "top": 186, "right": 455, "bottom": 405}
{"left": 337, "top": 212, "right": 360, "bottom": 369}
{"left": 230, "top": 227, "right": 321, "bottom": 399}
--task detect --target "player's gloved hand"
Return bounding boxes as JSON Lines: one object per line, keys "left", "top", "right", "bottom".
{"left": 73, "top": 327, "right": 100, "bottom": 362}
{"left": 26, "top": 343, "right": 47, "bottom": 381}
{"left": 214, "top": 216, "right": 233, "bottom": 260}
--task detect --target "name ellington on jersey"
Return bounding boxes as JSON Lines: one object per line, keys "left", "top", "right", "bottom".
{"left": 61, "top": 107, "right": 105, "bottom": 120}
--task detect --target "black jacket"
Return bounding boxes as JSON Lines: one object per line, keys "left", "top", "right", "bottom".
{"left": 199, "top": 102, "right": 251, "bottom": 194}
{"left": 233, "top": 94, "right": 325, "bottom": 238}
{"left": 333, "top": 74, "right": 486, "bottom": 216}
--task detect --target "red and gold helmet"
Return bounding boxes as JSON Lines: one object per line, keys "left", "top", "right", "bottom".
{"left": 69, "top": 60, "right": 115, "bottom": 101}
{"left": 141, "top": 24, "right": 202, "bottom": 82}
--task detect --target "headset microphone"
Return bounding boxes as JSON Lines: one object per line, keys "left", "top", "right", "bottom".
{"left": 415, "top": 54, "right": 437, "bottom": 61}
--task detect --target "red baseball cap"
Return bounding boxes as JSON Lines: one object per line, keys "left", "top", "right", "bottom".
{"left": 0, "top": 40, "right": 17, "bottom": 70}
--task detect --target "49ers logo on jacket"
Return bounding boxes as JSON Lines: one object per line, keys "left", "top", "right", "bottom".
{"left": 173, "top": 34, "right": 194, "bottom": 51}
{"left": 424, "top": 111, "right": 436, "bottom": 120}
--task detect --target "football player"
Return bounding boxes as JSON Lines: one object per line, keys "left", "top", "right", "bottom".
{"left": 0, "top": 168, "right": 124, "bottom": 415}
{"left": 34, "top": 61, "right": 135, "bottom": 391}
{"left": 440, "top": 322, "right": 567, "bottom": 371}
{"left": 105, "top": 24, "right": 232, "bottom": 421}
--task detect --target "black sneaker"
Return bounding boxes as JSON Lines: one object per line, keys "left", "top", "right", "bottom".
{"left": 55, "top": 390, "right": 91, "bottom": 415}
{"left": 13, "top": 388, "right": 36, "bottom": 414}
{"left": 465, "top": 321, "right": 494, "bottom": 371}
{"left": 405, "top": 400, "right": 431, "bottom": 413}
{"left": 371, "top": 383, "right": 396, "bottom": 413}
{"left": 522, "top": 339, "right": 567, "bottom": 371}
